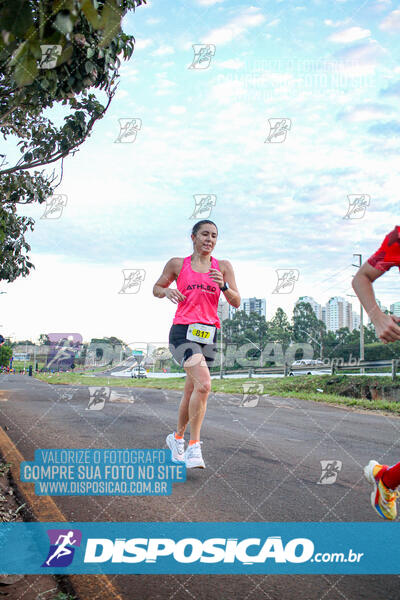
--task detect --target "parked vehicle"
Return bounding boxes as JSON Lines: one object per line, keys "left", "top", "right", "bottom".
{"left": 289, "top": 359, "right": 328, "bottom": 376}
{"left": 130, "top": 366, "right": 147, "bottom": 379}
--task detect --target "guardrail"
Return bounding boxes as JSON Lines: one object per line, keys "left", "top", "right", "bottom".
{"left": 217, "top": 359, "right": 400, "bottom": 381}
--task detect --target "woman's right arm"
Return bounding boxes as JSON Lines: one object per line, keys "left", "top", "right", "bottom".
{"left": 352, "top": 262, "right": 400, "bottom": 344}
{"left": 153, "top": 258, "right": 186, "bottom": 304}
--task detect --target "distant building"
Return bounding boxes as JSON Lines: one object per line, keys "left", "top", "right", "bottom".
{"left": 390, "top": 301, "right": 400, "bottom": 317}
{"left": 217, "top": 299, "right": 229, "bottom": 323}
{"left": 219, "top": 296, "right": 266, "bottom": 321}
{"left": 296, "top": 296, "right": 322, "bottom": 320}
{"left": 241, "top": 297, "right": 266, "bottom": 318}
{"left": 367, "top": 298, "right": 389, "bottom": 323}
{"left": 352, "top": 311, "right": 360, "bottom": 331}
{"left": 326, "top": 296, "right": 353, "bottom": 332}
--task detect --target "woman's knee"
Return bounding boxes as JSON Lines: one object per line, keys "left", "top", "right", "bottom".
{"left": 194, "top": 379, "right": 211, "bottom": 395}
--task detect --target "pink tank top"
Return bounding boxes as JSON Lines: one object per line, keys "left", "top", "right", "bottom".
{"left": 173, "top": 256, "right": 221, "bottom": 328}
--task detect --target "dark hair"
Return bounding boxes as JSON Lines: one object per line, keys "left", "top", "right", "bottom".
{"left": 191, "top": 220, "right": 218, "bottom": 236}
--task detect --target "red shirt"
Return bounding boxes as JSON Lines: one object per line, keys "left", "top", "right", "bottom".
{"left": 367, "top": 226, "right": 400, "bottom": 273}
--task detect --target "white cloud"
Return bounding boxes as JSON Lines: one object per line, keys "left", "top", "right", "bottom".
{"left": 337, "top": 102, "right": 395, "bottom": 122}
{"left": 380, "top": 8, "right": 400, "bottom": 31}
{"left": 153, "top": 75, "right": 176, "bottom": 95}
{"left": 328, "top": 26, "right": 371, "bottom": 44}
{"left": 202, "top": 7, "right": 266, "bottom": 46}
{"left": 135, "top": 38, "right": 153, "bottom": 50}
{"left": 197, "top": 0, "right": 225, "bottom": 4}
{"left": 118, "top": 65, "right": 139, "bottom": 82}
{"left": 218, "top": 58, "right": 245, "bottom": 69}
{"left": 209, "top": 76, "right": 247, "bottom": 104}
{"left": 152, "top": 45, "right": 174, "bottom": 56}
{"left": 146, "top": 17, "right": 161, "bottom": 25}
{"left": 169, "top": 106, "right": 187, "bottom": 115}
{"left": 333, "top": 39, "right": 387, "bottom": 74}
{"left": 324, "top": 18, "right": 351, "bottom": 27}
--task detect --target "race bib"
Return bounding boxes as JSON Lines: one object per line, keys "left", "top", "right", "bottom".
{"left": 186, "top": 323, "right": 216, "bottom": 345}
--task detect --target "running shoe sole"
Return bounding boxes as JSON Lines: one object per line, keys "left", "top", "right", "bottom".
{"left": 186, "top": 461, "right": 205, "bottom": 469}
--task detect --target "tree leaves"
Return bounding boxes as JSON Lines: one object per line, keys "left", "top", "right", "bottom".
{"left": 98, "top": 0, "right": 123, "bottom": 48}
{"left": 13, "top": 50, "right": 38, "bottom": 86}
{"left": 0, "top": 0, "right": 146, "bottom": 282}
{"left": 0, "top": 0, "right": 33, "bottom": 38}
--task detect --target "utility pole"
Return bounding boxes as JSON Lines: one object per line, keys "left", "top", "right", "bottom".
{"left": 352, "top": 253, "right": 364, "bottom": 374}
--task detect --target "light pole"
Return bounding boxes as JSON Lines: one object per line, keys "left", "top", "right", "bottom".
{"left": 347, "top": 291, "right": 364, "bottom": 375}
{"left": 348, "top": 252, "right": 364, "bottom": 375}
{"left": 351, "top": 254, "right": 364, "bottom": 370}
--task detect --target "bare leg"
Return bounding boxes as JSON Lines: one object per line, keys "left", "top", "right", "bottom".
{"left": 183, "top": 354, "right": 211, "bottom": 441}
{"left": 176, "top": 375, "right": 194, "bottom": 436}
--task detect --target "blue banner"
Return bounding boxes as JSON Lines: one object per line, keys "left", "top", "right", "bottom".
{"left": 20, "top": 449, "right": 185, "bottom": 496}
{"left": 0, "top": 522, "right": 398, "bottom": 574}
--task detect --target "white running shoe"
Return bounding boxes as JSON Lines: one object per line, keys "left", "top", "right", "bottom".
{"left": 166, "top": 433, "right": 185, "bottom": 463}
{"left": 184, "top": 442, "right": 205, "bottom": 469}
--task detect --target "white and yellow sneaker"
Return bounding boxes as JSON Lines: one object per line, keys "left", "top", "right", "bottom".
{"left": 364, "top": 460, "right": 399, "bottom": 520}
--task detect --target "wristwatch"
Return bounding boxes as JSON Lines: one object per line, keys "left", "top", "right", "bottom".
{"left": 220, "top": 282, "right": 229, "bottom": 292}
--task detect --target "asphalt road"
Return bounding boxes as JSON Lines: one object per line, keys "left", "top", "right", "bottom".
{"left": 1, "top": 374, "right": 400, "bottom": 600}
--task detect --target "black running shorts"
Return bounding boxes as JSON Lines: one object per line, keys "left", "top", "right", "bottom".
{"left": 169, "top": 324, "right": 218, "bottom": 368}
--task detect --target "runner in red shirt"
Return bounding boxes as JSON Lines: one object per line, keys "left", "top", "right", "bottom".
{"left": 153, "top": 220, "right": 241, "bottom": 468}
{"left": 352, "top": 225, "right": 400, "bottom": 519}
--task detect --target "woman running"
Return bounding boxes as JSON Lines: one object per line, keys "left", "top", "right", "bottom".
{"left": 352, "top": 225, "right": 400, "bottom": 519}
{"left": 152, "top": 220, "right": 241, "bottom": 468}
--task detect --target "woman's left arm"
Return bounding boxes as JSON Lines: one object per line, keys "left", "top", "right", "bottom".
{"left": 210, "top": 260, "right": 241, "bottom": 308}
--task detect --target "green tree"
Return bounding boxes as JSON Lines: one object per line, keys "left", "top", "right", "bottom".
{"left": 267, "top": 307, "right": 292, "bottom": 350}
{"left": 0, "top": 343, "right": 12, "bottom": 367}
{"left": 292, "top": 301, "right": 326, "bottom": 357}
{"left": 0, "top": 0, "right": 146, "bottom": 282}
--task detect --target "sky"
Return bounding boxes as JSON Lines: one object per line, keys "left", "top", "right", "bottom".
{"left": 4, "top": 0, "right": 400, "bottom": 345}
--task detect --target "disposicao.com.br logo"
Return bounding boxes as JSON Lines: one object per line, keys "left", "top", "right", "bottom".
{"left": 82, "top": 536, "right": 363, "bottom": 565}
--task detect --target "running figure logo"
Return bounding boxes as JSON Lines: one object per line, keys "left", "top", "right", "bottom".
{"left": 343, "top": 195, "right": 370, "bottom": 220}
{"left": 40, "top": 195, "right": 68, "bottom": 219}
{"left": 119, "top": 269, "right": 146, "bottom": 294}
{"left": 86, "top": 386, "right": 110, "bottom": 410}
{"left": 240, "top": 383, "right": 264, "bottom": 408}
{"left": 189, "top": 194, "right": 217, "bottom": 219}
{"left": 272, "top": 269, "right": 299, "bottom": 294}
{"left": 188, "top": 44, "right": 216, "bottom": 69}
{"left": 115, "top": 118, "right": 142, "bottom": 143}
{"left": 46, "top": 333, "right": 82, "bottom": 371}
{"left": 265, "top": 118, "right": 291, "bottom": 143}
{"left": 42, "top": 529, "right": 82, "bottom": 567}
{"left": 317, "top": 460, "right": 342, "bottom": 485}
{"left": 39, "top": 45, "right": 62, "bottom": 69}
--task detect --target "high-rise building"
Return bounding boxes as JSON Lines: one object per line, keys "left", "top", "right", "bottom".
{"left": 325, "top": 296, "right": 353, "bottom": 332}
{"left": 367, "top": 298, "right": 388, "bottom": 323}
{"left": 217, "top": 299, "right": 229, "bottom": 323}
{"left": 390, "top": 302, "right": 400, "bottom": 317}
{"left": 225, "top": 297, "right": 267, "bottom": 320}
{"left": 241, "top": 297, "right": 266, "bottom": 318}
{"left": 352, "top": 311, "right": 360, "bottom": 331}
{"left": 296, "top": 296, "right": 322, "bottom": 320}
